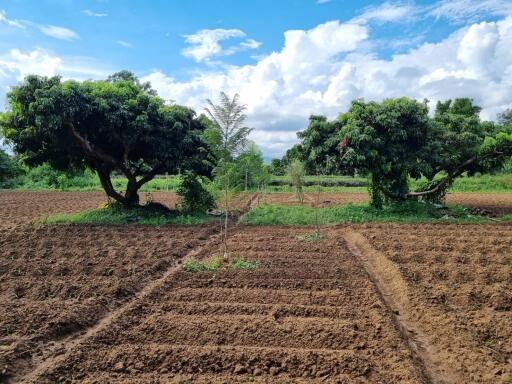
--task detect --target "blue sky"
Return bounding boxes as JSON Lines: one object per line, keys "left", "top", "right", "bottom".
{"left": 1, "top": 0, "right": 512, "bottom": 159}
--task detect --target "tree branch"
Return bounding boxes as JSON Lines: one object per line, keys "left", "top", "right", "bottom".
{"left": 407, "top": 151, "right": 504, "bottom": 198}
{"left": 65, "top": 121, "right": 119, "bottom": 166}
{"left": 136, "top": 164, "right": 162, "bottom": 188}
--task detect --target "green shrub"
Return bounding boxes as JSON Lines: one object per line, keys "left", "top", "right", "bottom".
{"left": 177, "top": 172, "right": 216, "bottom": 213}
{"left": 16, "top": 163, "right": 98, "bottom": 190}
{"left": 0, "top": 150, "right": 21, "bottom": 188}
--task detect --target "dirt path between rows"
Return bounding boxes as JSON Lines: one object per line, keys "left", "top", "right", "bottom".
{"left": 18, "top": 228, "right": 223, "bottom": 383}
{"left": 344, "top": 229, "right": 460, "bottom": 384}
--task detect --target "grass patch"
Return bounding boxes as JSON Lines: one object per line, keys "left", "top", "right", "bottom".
{"left": 499, "top": 214, "right": 512, "bottom": 222}
{"left": 410, "top": 174, "right": 512, "bottom": 192}
{"left": 183, "top": 255, "right": 259, "bottom": 272}
{"left": 42, "top": 202, "right": 212, "bottom": 226}
{"left": 241, "top": 201, "right": 485, "bottom": 225}
{"left": 296, "top": 231, "right": 324, "bottom": 242}
{"left": 183, "top": 255, "right": 222, "bottom": 272}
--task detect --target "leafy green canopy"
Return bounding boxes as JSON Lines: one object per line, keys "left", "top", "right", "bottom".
{"left": 296, "top": 115, "right": 346, "bottom": 174}
{"left": 0, "top": 149, "right": 21, "bottom": 187}
{"left": 341, "top": 97, "right": 512, "bottom": 207}
{"left": 0, "top": 71, "right": 210, "bottom": 205}
{"left": 232, "top": 142, "right": 269, "bottom": 190}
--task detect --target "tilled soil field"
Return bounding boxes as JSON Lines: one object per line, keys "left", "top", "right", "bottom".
{"left": 0, "top": 191, "right": 180, "bottom": 228}
{"left": 356, "top": 223, "right": 512, "bottom": 383}
{"left": 258, "top": 192, "right": 512, "bottom": 215}
{"left": 2, "top": 191, "right": 512, "bottom": 383}
{"left": 32, "top": 226, "right": 426, "bottom": 383}
{"left": 0, "top": 223, "right": 215, "bottom": 382}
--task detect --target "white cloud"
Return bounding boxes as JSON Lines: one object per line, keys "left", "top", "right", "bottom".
{"left": 82, "top": 9, "right": 108, "bottom": 17}
{"left": 0, "top": 9, "right": 25, "bottom": 29}
{"left": 142, "top": 17, "right": 512, "bottom": 158}
{"left": 428, "top": 0, "right": 512, "bottom": 23}
{"left": 240, "top": 38, "right": 262, "bottom": 49}
{"left": 317, "top": 0, "right": 332, "bottom": 4}
{"left": 117, "top": 40, "right": 133, "bottom": 48}
{"left": 0, "top": 49, "right": 110, "bottom": 109}
{"left": 352, "top": 1, "right": 419, "bottom": 24}
{"left": 39, "top": 25, "right": 79, "bottom": 41}
{"left": 182, "top": 28, "right": 261, "bottom": 62}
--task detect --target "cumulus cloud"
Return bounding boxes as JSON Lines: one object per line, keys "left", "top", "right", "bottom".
{"left": 0, "top": 9, "right": 25, "bottom": 29}
{"left": 142, "top": 17, "right": 512, "bottom": 159}
{"left": 182, "top": 28, "right": 261, "bottom": 62}
{"left": 0, "top": 48, "right": 109, "bottom": 109}
{"left": 39, "top": 25, "right": 79, "bottom": 41}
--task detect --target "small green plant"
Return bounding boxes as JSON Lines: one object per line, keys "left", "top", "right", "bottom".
{"left": 287, "top": 159, "right": 305, "bottom": 203}
{"left": 296, "top": 231, "right": 323, "bottom": 242}
{"left": 183, "top": 255, "right": 259, "bottom": 272}
{"left": 183, "top": 255, "right": 222, "bottom": 272}
{"left": 229, "top": 257, "right": 260, "bottom": 270}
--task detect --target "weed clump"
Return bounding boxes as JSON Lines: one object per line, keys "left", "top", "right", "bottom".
{"left": 183, "top": 255, "right": 259, "bottom": 272}
{"left": 296, "top": 232, "right": 323, "bottom": 242}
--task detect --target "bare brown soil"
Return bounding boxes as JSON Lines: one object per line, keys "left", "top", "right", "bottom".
{"left": 0, "top": 191, "right": 180, "bottom": 228}
{"left": 2, "top": 191, "right": 511, "bottom": 383}
{"left": 258, "top": 192, "right": 368, "bottom": 207}
{"left": 357, "top": 223, "right": 512, "bottom": 383}
{"left": 446, "top": 192, "right": 512, "bottom": 215}
{"left": 33, "top": 227, "right": 425, "bottom": 383}
{"left": 0, "top": 222, "right": 215, "bottom": 382}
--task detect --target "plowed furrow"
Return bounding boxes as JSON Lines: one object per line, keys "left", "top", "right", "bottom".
{"left": 165, "top": 277, "right": 366, "bottom": 290}
{"left": 67, "top": 372, "right": 365, "bottom": 383}
{"left": 106, "top": 314, "right": 383, "bottom": 350}
{"left": 147, "top": 287, "right": 376, "bottom": 307}
{"left": 131, "top": 301, "right": 368, "bottom": 319}
{"left": 50, "top": 343, "right": 374, "bottom": 380}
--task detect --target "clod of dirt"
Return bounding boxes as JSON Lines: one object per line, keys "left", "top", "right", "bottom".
{"left": 113, "top": 361, "right": 125, "bottom": 372}
{"left": 233, "top": 364, "right": 247, "bottom": 374}
{"left": 269, "top": 367, "right": 280, "bottom": 376}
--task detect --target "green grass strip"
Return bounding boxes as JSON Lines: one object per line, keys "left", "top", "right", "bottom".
{"left": 42, "top": 204, "right": 213, "bottom": 226}
{"left": 241, "top": 202, "right": 486, "bottom": 225}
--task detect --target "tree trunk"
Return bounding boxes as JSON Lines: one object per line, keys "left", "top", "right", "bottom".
{"left": 96, "top": 168, "right": 128, "bottom": 205}
{"left": 96, "top": 168, "right": 141, "bottom": 206}
{"left": 124, "top": 177, "right": 140, "bottom": 206}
